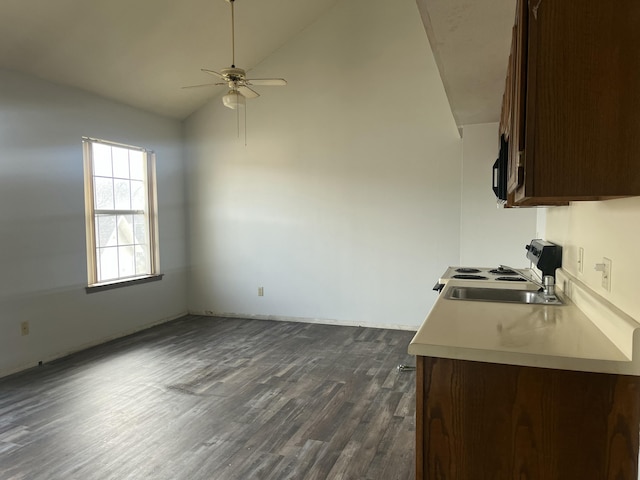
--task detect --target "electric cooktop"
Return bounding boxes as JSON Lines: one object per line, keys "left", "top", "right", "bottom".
{"left": 439, "top": 266, "right": 529, "bottom": 284}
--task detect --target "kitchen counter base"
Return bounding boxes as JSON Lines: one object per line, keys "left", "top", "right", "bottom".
{"left": 416, "top": 355, "right": 640, "bottom": 479}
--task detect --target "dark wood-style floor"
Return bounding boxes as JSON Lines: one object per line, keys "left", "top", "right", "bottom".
{"left": 0, "top": 316, "right": 416, "bottom": 480}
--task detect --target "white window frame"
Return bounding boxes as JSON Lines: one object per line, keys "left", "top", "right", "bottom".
{"left": 83, "top": 137, "right": 161, "bottom": 290}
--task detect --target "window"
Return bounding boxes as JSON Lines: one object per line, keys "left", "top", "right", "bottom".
{"left": 83, "top": 137, "right": 160, "bottom": 288}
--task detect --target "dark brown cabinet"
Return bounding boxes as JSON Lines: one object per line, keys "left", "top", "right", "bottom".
{"left": 499, "top": 0, "right": 640, "bottom": 207}
{"left": 415, "top": 356, "right": 640, "bottom": 479}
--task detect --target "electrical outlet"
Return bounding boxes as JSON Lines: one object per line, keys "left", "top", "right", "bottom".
{"left": 258, "top": 287, "right": 264, "bottom": 297}
{"left": 595, "top": 258, "right": 612, "bottom": 291}
{"left": 602, "top": 257, "right": 612, "bottom": 291}
{"left": 21, "top": 321, "right": 29, "bottom": 336}
{"left": 577, "top": 247, "right": 584, "bottom": 274}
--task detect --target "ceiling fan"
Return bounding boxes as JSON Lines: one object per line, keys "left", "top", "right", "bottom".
{"left": 183, "top": 0, "right": 287, "bottom": 109}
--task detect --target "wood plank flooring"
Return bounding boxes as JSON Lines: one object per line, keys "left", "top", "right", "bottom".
{"left": 0, "top": 316, "right": 416, "bottom": 480}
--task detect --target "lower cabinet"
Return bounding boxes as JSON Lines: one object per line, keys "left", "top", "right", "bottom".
{"left": 415, "top": 356, "right": 640, "bottom": 479}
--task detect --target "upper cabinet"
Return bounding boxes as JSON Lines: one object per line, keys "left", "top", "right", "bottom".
{"left": 498, "top": 0, "right": 640, "bottom": 207}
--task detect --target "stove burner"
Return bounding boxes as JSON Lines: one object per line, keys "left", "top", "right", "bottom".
{"left": 489, "top": 267, "right": 517, "bottom": 275}
{"left": 452, "top": 274, "right": 488, "bottom": 280}
{"left": 495, "top": 276, "right": 527, "bottom": 282}
{"left": 455, "top": 268, "right": 481, "bottom": 273}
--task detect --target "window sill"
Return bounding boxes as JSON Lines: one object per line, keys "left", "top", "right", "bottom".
{"left": 85, "top": 274, "right": 164, "bottom": 294}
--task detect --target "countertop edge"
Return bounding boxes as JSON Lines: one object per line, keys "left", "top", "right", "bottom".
{"left": 409, "top": 272, "right": 640, "bottom": 375}
{"left": 408, "top": 342, "right": 637, "bottom": 375}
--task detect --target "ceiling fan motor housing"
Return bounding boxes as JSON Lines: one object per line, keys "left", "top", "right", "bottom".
{"left": 221, "top": 67, "right": 246, "bottom": 81}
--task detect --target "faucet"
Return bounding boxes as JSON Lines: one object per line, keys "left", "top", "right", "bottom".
{"left": 500, "top": 265, "right": 557, "bottom": 298}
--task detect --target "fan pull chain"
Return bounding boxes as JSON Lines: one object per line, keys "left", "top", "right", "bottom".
{"left": 234, "top": 103, "right": 247, "bottom": 146}
{"left": 236, "top": 101, "right": 240, "bottom": 138}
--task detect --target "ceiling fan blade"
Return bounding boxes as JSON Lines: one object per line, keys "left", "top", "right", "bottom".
{"left": 246, "top": 78, "right": 288, "bottom": 86}
{"left": 201, "top": 69, "right": 225, "bottom": 79}
{"left": 181, "top": 83, "right": 222, "bottom": 89}
{"left": 238, "top": 85, "right": 260, "bottom": 99}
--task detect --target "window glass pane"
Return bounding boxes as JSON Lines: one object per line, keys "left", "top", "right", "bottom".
{"left": 94, "top": 177, "right": 114, "bottom": 210}
{"left": 133, "top": 214, "right": 147, "bottom": 244}
{"left": 131, "top": 180, "right": 145, "bottom": 210}
{"left": 96, "top": 215, "right": 118, "bottom": 247}
{"left": 118, "top": 245, "right": 135, "bottom": 278}
{"left": 114, "top": 179, "right": 131, "bottom": 210}
{"left": 98, "top": 247, "right": 119, "bottom": 282}
{"left": 135, "top": 245, "right": 150, "bottom": 275}
{"left": 112, "top": 147, "right": 130, "bottom": 179}
{"left": 129, "top": 151, "right": 145, "bottom": 180}
{"left": 96, "top": 215, "right": 117, "bottom": 247}
{"left": 117, "top": 215, "right": 134, "bottom": 246}
{"left": 93, "top": 143, "right": 112, "bottom": 177}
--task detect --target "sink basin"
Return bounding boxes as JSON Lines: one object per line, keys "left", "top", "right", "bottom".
{"left": 443, "top": 286, "right": 563, "bottom": 305}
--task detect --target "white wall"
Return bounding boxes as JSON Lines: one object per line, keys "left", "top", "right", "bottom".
{"left": 0, "top": 68, "right": 188, "bottom": 376}
{"left": 546, "top": 198, "right": 640, "bottom": 321}
{"left": 184, "top": 0, "right": 462, "bottom": 329}
{"left": 460, "top": 123, "right": 538, "bottom": 267}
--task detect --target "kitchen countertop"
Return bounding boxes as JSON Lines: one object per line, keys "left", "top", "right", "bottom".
{"left": 409, "top": 271, "right": 640, "bottom": 375}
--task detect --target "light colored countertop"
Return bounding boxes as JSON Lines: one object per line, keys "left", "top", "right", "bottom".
{"left": 409, "top": 271, "right": 640, "bottom": 375}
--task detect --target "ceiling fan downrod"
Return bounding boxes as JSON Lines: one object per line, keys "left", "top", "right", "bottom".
{"left": 228, "top": 0, "right": 236, "bottom": 68}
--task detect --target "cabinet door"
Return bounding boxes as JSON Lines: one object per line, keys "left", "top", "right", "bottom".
{"left": 506, "top": 0, "right": 566, "bottom": 207}
{"left": 507, "top": 0, "right": 528, "bottom": 194}
{"left": 499, "top": 52, "right": 512, "bottom": 138}
{"left": 415, "top": 356, "right": 640, "bottom": 479}
{"left": 503, "top": 0, "right": 640, "bottom": 205}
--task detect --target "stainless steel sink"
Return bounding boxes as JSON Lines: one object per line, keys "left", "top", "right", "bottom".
{"left": 443, "top": 286, "right": 563, "bottom": 305}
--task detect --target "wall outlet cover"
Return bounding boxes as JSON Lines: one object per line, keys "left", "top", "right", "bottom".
{"left": 578, "top": 247, "right": 584, "bottom": 274}
{"left": 602, "top": 257, "right": 612, "bottom": 291}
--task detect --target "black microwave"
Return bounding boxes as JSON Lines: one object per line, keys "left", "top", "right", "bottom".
{"left": 492, "top": 135, "right": 508, "bottom": 202}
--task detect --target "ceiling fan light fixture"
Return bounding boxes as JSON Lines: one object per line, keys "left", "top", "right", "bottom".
{"left": 222, "top": 90, "right": 245, "bottom": 109}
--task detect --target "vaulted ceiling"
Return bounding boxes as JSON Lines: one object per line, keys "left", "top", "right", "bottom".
{"left": 0, "top": 0, "right": 513, "bottom": 125}
{"left": 416, "top": 0, "right": 515, "bottom": 126}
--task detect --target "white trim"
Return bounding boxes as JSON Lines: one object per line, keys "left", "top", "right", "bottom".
{"left": 82, "top": 138, "right": 160, "bottom": 285}
{"left": 82, "top": 136, "right": 153, "bottom": 153}
{"left": 94, "top": 209, "right": 146, "bottom": 215}
{"left": 0, "top": 311, "right": 188, "bottom": 380}
{"left": 148, "top": 152, "right": 160, "bottom": 274}
{"left": 83, "top": 140, "right": 97, "bottom": 284}
{"left": 189, "top": 310, "right": 419, "bottom": 332}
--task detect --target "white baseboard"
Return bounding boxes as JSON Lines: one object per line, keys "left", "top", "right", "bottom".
{"left": 1, "top": 310, "right": 416, "bottom": 380}
{"left": 188, "top": 310, "right": 418, "bottom": 332}
{"left": 0, "top": 311, "right": 189, "bottom": 380}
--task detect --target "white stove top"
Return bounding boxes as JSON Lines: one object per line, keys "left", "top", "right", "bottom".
{"left": 439, "top": 266, "right": 533, "bottom": 284}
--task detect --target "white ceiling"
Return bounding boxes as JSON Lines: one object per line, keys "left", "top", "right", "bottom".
{"left": 416, "top": 0, "right": 515, "bottom": 126}
{"left": 0, "top": 0, "right": 513, "bottom": 124}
